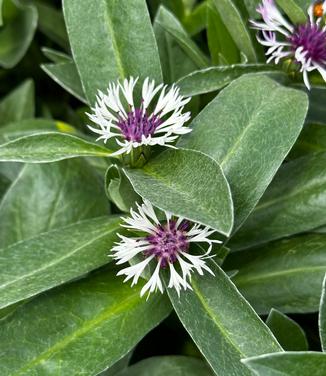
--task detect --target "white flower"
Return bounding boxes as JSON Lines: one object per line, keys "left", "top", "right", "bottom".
{"left": 111, "top": 200, "right": 220, "bottom": 298}
{"left": 251, "top": 0, "right": 326, "bottom": 89}
{"left": 86, "top": 77, "right": 191, "bottom": 155}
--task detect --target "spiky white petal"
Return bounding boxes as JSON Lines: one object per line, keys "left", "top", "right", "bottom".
{"left": 87, "top": 77, "right": 192, "bottom": 155}
{"left": 111, "top": 199, "right": 221, "bottom": 298}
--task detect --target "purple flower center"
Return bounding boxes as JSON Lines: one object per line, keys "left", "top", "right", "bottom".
{"left": 118, "top": 108, "right": 162, "bottom": 143}
{"left": 289, "top": 23, "right": 326, "bottom": 63}
{"left": 145, "top": 220, "right": 190, "bottom": 268}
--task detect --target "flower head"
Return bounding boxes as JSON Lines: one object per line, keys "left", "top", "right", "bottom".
{"left": 112, "top": 200, "right": 220, "bottom": 298}
{"left": 87, "top": 77, "right": 191, "bottom": 155}
{"left": 251, "top": 0, "right": 326, "bottom": 89}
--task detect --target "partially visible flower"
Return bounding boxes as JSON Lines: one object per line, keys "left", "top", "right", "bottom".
{"left": 112, "top": 200, "right": 220, "bottom": 298}
{"left": 251, "top": 0, "right": 326, "bottom": 89}
{"left": 87, "top": 77, "right": 191, "bottom": 155}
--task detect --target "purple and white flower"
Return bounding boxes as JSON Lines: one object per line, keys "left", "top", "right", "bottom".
{"left": 251, "top": 0, "right": 326, "bottom": 89}
{"left": 87, "top": 77, "right": 191, "bottom": 155}
{"left": 112, "top": 199, "right": 220, "bottom": 298}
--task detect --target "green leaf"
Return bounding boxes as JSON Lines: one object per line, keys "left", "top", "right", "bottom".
{"left": 177, "top": 65, "right": 283, "bottom": 96}
{"left": 306, "top": 86, "right": 326, "bottom": 124}
{"left": 0, "top": 118, "right": 77, "bottom": 142}
{"left": 0, "top": 0, "right": 38, "bottom": 68}
{"left": 153, "top": 6, "right": 198, "bottom": 84}
{"left": 266, "top": 308, "right": 308, "bottom": 351}
{"left": 167, "top": 261, "right": 282, "bottom": 376}
{"left": 0, "top": 159, "right": 110, "bottom": 247}
{"left": 276, "top": 0, "right": 307, "bottom": 23}
{"left": 0, "top": 132, "right": 113, "bottom": 163}
{"left": 0, "top": 216, "right": 121, "bottom": 310}
{"left": 41, "top": 47, "right": 71, "bottom": 63}
{"left": 242, "top": 352, "right": 326, "bottom": 376}
{"left": 105, "top": 164, "right": 140, "bottom": 212}
{"left": 0, "top": 0, "right": 3, "bottom": 26}
{"left": 0, "top": 268, "right": 171, "bottom": 375}
{"left": 207, "top": 1, "right": 239, "bottom": 65}
{"left": 99, "top": 352, "right": 132, "bottom": 376}
{"left": 124, "top": 148, "right": 233, "bottom": 236}
{"left": 41, "top": 61, "right": 87, "bottom": 104}
{"left": 225, "top": 234, "right": 326, "bottom": 314}
{"left": 289, "top": 123, "right": 326, "bottom": 159}
{"left": 32, "top": 0, "right": 69, "bottom": 50}
{"left": 0, "top": 172, "right": 10, "bottom": 199}
{"left": 178, "top": 75, "right": 308, "bottom": 230}
{"left": 183, "top": 1, "right": 208, "bottom": 36}
{"left": 116, "top": 356, "right": 214, "bottom": 376}
{"left": 0, "top": 79, "right": 34, "bottom": 126}
{"left": 319, "top": 274, "right": 326, "bottom": 351}
{"left": 231, "top": 152, "right": 326, "bottom": 250}
{"left": 213, "top": 0, "right": 257, "bottom": 62}
{"left": 155, "top": 8, "right": 209, "bottom": 69}
{"left": 63, "top": 0, "right": 162, "bottom": 104}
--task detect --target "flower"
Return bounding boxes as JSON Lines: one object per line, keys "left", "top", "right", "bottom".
{"left": 87, "top": 77, "right": 191, "bottom": 155}
{"left": 250, "top": 0, "right": 326, "bottom": 89}
{"left": 112, "top": 200, "right": 220, "bottom": 298}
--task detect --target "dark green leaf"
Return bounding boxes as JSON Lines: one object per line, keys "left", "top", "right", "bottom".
{"left": 0, "top": 79, "right": 34, "bottom": 126}
{"left": 225, "top": 234, "right": 326, "bottom": 314}
{"left": 41, "top": 62, "right": 87, "bottom": 103}
{"left": 177, "top": 65, "right": 283, "bottom": 96}
{"left": 167, "top": 261, "right": 282, "bottom": 376}
{"left": 155, "top": 8, "right": 209, "bottom": 69}
{"left": 105, "top": 164, "right": 140, "bottom": 212}
{"left": 0, "top": 0, "right": 37, "bottom": 68}
{"left": 179, "top": 75, "right": 308, "bottom": 230}
{"left": 116, "top": 356, "right": 214, "bottom": 376}
{"left": 41, "top": 47, "right": 71, "bottom": 63}
{"left": 0, "top": 159, "right": 110, "bottom": 247}
{"left": 276, "top": 0, "right": 307, "bottom": 23}
{"left": 0, "top": 216, "right": 120, "bottom": 309}
{"left": 63, "top": 0, "right": 162, "bottom": 104}
{"left": 231, "top": 153, "right": 326, "bottom": 250}
{"left": 319, "top": 274, "right": 326, "bottom": 351}
{"left": 207, "top": 1, "right": 239, "bottom": 64}
{"left": 0, "top": 132, "right": 113, "bottom": 163}
{"left": 153, "top": 6, "right": 198, "bottom": 84}
{"left": 124, "top": 148, "right": 233, "bottom": 236}
{"left": 266, "top": 308, "right": 308, "bottom": 351}
{"left": 0, "top": 268, "right": 171, "bottom": 375}
{"left": 243, "top": 352, "right": 326, "bottom": 376}
{"left": 289, "top": 124, "right": 326, "bottom": 159}
{"left": 32, "top": 0, "right": 69, "bottom": 50}
{"left": 213, "top": 0, "right": 257, "bottom": 62}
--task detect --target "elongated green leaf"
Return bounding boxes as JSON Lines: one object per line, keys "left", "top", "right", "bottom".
{"left": 0, "top": 0, "right": 3, "bottom": 26}
{"left": 0, "top": 0, "right": 37, "bottom": 68}
{"left": 266, "top": 309, "right": 308, "bottom": 351}
{"left": 0, "top": 79, "right": 34, "bottom": 126}
{"left": 167, "top": 261, "right": 282, "bottom": 376}
{"left": 0, "top": 132, "right": 113, "bottom": 162}
{"left": 0, "top": 159, "right": 110, "bottom": 247}
{"left": 124, "top": 149, "right": 233, "bottom": 236}
{"left": 116, "top": 356, "right": 214, "bottom": 376}
{"left": 42, "top": 47, "right": 71, "bottom": 63}
{"left": 0, "top": 216, "right": 120, "bottom": 310}
{"left": 177, "top": 65, "right": 283, "bottom": 96}
{"left": 63, "top": 0, "right": 162, "bottom": 104}
{"left": 183, "top": 1, "right": 208, "bottom": 36}
{"left": 0, "top": 172, "right": 10, "bottom": 198}
{"left": 243, "top": 352, "right": 326, "bottom": 376}
{"left": 213, "top": 0, "right": 257, "bottom": 62}
{"left": 179, "top": 75, "right": 308, "bottom": 230}
{"left": 154, "top": 6, "right": 198, "bottom": 84}
{"left": 225, "top": 234, "right": 326, "bottom": 314}
{"left": 289, "top": 123, "right": 326, "bottom": 159}
{"left": 319, "top": 274, "right": 326, "bottom": 351}
{"left": 0, "top": 268, "right": 171, "bottom": 375}
{"left": 0, "top": 118, "right": 76, "bottom": 142}
{"left": 231, "top": 153, "right": 326, "bottom": 250}
{"left": 207, "top": 2, "right": 239, "bottom": 65}
{"left": 32, "top": 0, "right": 69, "bottom": 50}
{"left": 41, "top": 62, "right": 87, "bottom": 103}
{"left": 276, "top": 0, "right": 307, "bottom": 23}
{"left": 155, "top": 10, "right": 209, "bottom": 69}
